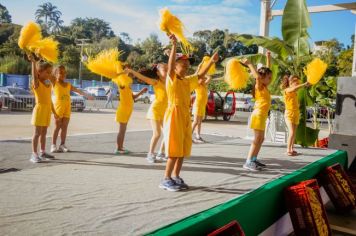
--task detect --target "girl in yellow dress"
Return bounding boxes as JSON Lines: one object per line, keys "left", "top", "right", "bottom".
{"left": 113, "top": 76, "right": 147, "bottom": 154}
{"left": 125, "top": 64, "right": 168, "bottom": 163}
{"left": 50, "top": 65, "right": 93, "bottom": 153}
{"left": 29, "top": 55, "right": 57, "bottom": 163}
{"left": 159, "top": 34, "right": 218, "bottom": 191}
{"left": 191, "top": 73, "right": 212, "bottom": 143}
{"left": 241, "top": 53, "right": 272, "bottom": 171}
{"left": 280, "top": 75, "right": 309, "bottom": 156}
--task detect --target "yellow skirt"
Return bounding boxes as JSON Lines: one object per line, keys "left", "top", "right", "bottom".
{"left": 31, "top": 103, "right": 51, "bottom": 127}
{"left": 192, "top": 99, "right": 207, "bottom": 117}
{"left": 55, "top": 102, "right": 71, "bottom": 119}
{"left": 285, "top": 110, "right": 300, "bottom": 125}
{"left": 164, "top": 105, "right": 192, "bottom": 157}
{"left": 250, "top": 109, "right": 268, "bottom": 131}
{"left": 146, "top": 101, "right": 167, "bottom": 121}
{"left": 116, "top": 106, "right": 133, "bottom": 124}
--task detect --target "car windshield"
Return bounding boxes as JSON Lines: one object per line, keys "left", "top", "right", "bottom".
{"left": 98, "top": 88, "right": 105, "bottom": 91}
{"left": 70, "top": 91, "right": 80, "bottom": 96}
{"left": 8, "top": 88, "right": 31, "bottom": 95}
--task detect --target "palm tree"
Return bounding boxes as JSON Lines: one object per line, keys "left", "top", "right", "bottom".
{"left": 35, "top": 2, "right": 62, "bottom": 32}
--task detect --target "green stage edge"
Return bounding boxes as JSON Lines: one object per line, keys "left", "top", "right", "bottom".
{"left": 146, "top": 150, "right": 348, "bottom": 236}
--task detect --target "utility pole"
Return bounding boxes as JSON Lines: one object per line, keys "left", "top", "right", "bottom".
{"left": 75, "top": 39, "right": 90, "bottom": 88}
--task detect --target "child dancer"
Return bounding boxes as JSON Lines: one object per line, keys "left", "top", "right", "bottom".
{"left": 29, "top": 55, "right": 56, "bottom": 163}
{"left": 241, "top": 53, "right": 272, "bottom": 171}
{"left": 51, "top": 65, "right": 93, "bottom": 153}
{"left": 125, "top": 64, "right": 168, "bottom": 163}
{"left": 159, "top": 34, "right": 218, "bottom": 191}
{"left": 192, "top": 72, "right": 212, "bottom": 143}
{"left": 281, "top": 75, "right": 309, "bottom": 156}
{"left": 114, "top": 76, "right": 147, "bottom": 154}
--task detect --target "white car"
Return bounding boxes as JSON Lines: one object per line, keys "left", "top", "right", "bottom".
{"left": 84, "top": 87, "right": 106, "bottom": 98}
{"left": 236, "top": 97, "right": 254, "bottom": 111}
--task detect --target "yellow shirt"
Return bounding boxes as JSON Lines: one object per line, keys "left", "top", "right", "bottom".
{"left": 33, "top": 80, "right": 52, "bottom": 105}
{"left": 254, "top": 85, "right": 271, "bottom": 114}
{"left": 146, "top": 80, "right": 167, "bottom": 120}
{"left": 167, "top": 74, "right": 198, "bottom": 108}
{"left": 53, "top": 82, "right": 71, "bottom": 105}
{"left": 284, "top": 90, "right": 299, "bottom": 113}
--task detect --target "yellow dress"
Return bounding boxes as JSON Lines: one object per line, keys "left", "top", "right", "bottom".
{"left": 250, "top": 85, "right": 271, "bottom": 131}
{"left": 164, "top": 74, "right": 198, "bottom": 157}
{"left": 31, "top": 80, "right": 52, "bottom": 127}
{"left": 146, "top": 81, "right": 167, "bottom": 121}
{"left": 192, "top": 83, "right": 208, "bottom": 117}
{"left": 284, "top": 90, "right": 300, "bottom": 125}
{"left": 53, "top": 82, "right": 71, "bottom": 118}
{"left": 115, "top": 84, "right": 133, "bottom": 124}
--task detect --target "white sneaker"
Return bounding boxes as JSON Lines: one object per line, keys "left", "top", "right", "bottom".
{"left": 146, "top": 153, "right": 156, "bottom": 164}
{"left": 30, "top": 154, "right": 41, "bottom": 163}
{"left": 50, "top": 144, "right": 58, "bottom": 153}
{"left": 156, "top": 152, "right": 168, "bottom": 162}
{"left": 58, "top": 144, "right": 69, "bottom": 152}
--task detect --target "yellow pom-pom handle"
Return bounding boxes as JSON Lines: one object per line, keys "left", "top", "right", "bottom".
{"left": 86, "top": 48, "right": 122, "bottom": 79}
{"left": 224, "top": 58, "right": 249, "bottom": 90}
{"left": 304, "top": 58, "right": 328, "bottom": 85}
{"left": 28, "top": 37, "right": 59, "bottom": 63}
{"left": 159, "top": 8, "right": 193, "bottom": 54}
{"left": 18, "top": 21, "right": 42, "bottom": 50}
{"left": 200, "top": 56, "right": 216, "bottom": 75}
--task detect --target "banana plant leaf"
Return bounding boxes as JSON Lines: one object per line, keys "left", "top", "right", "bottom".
{"left": 282, "top": 0, "right": 311, "bottom": 58}
{"left": 234, "top": 34, "right": 294, "bottom": 60}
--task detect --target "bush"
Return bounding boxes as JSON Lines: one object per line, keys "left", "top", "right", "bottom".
{"left": 0, "top": 55, "right": 31, "bottom": 74}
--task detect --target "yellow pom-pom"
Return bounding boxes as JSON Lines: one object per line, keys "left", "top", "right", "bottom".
{"left": 159, "top": 8, "right": 193, "bottom": 54}
{"left": 28, "top": 37, "right": 59, "bottom": 63}
{"left": 304, "top": 58, "right": 328, "bottom": 85}
{"left": 200, "top": 56, "right": 216, "bottom": 75}
{"left": 18, "top": 21, "right": 42, "bottom": 50}
{"left": 113, "top": 74, "right": 133, "bottom": 87}
{"left": 86, "top": 48, "right": 122, "bottom": 79}
{"left": 224, "top": 58, "right": 249, "bottom": 90}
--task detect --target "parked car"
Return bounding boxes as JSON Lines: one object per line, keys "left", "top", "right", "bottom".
{"left": 191, "top": 90, "right": 236, "bottom": 121}
{"left": 84, "top": 87, "right": 106, "bottom": 98}
{"left": 70, "top": 91, "right": 86, "bottom": 111}
{"left": 236, "top": 97, "right": 254, "bottom": 111}
{"left": 0, "top": 86, "right": 35, "bottom": 111}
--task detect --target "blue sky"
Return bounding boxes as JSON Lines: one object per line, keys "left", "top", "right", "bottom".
{"left": 2, "top": 0, "right": 356, "bottom": 47}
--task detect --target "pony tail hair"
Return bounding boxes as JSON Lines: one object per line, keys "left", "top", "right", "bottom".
{"left": 280, "top": 74, "right": 290, "bottom": 90}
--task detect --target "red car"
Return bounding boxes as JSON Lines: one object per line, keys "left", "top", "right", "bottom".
{"left": 191, "top": 90, "right": 236, "bottom": 121}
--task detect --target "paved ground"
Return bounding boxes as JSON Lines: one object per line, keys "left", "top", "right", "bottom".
{"left": 0, "top": 103, "right": 339, "bottom": 235}
{"left": 0, "top": 130, "right": 336, "bottom": 235}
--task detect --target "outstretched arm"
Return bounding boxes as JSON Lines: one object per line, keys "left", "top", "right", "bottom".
{"left": 167, "top": 34, "right": 177, "bottom": 80}
{"left": 125, "top": 69, "right": 157, "bottom": 85}
{"left": 28, "top": 54, "right": 39, "bottom": 89}
{"left": 285, "top": 82, "right": 310, "bottom": 93}
{"left": 197, "top": 52, "right": 218, "bottom": 80}
{"left": 266, "top": 51, "right": 271, "bottom": 69}
{"left": 241, "top": 58, "right": 263, "bottom": 90}
{"left": 71, "top": 85, "right": 94, "bottom": 100}
{"left": 133, "top": 87, "right": 148, "bottom": 100}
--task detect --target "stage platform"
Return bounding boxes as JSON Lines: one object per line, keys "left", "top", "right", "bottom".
{"left": 0, "top": 131, "right": 345, "bottom": 235}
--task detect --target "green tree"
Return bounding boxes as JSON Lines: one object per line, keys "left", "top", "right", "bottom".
{"left": 68, "top": 17, "right": 114, "bottom": 42}
{"left": 0, "top": 4, "right": 12, "bottom": 23}
{"left": 35, "top": 2, "right": 62, "bottom": 33}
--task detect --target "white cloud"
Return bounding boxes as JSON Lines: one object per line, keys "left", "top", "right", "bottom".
{"left": 222, "top": 0, "right": 252, "bottom": 6}
{"left": 82, "top": 0, "right": 259, "bottom": 43}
